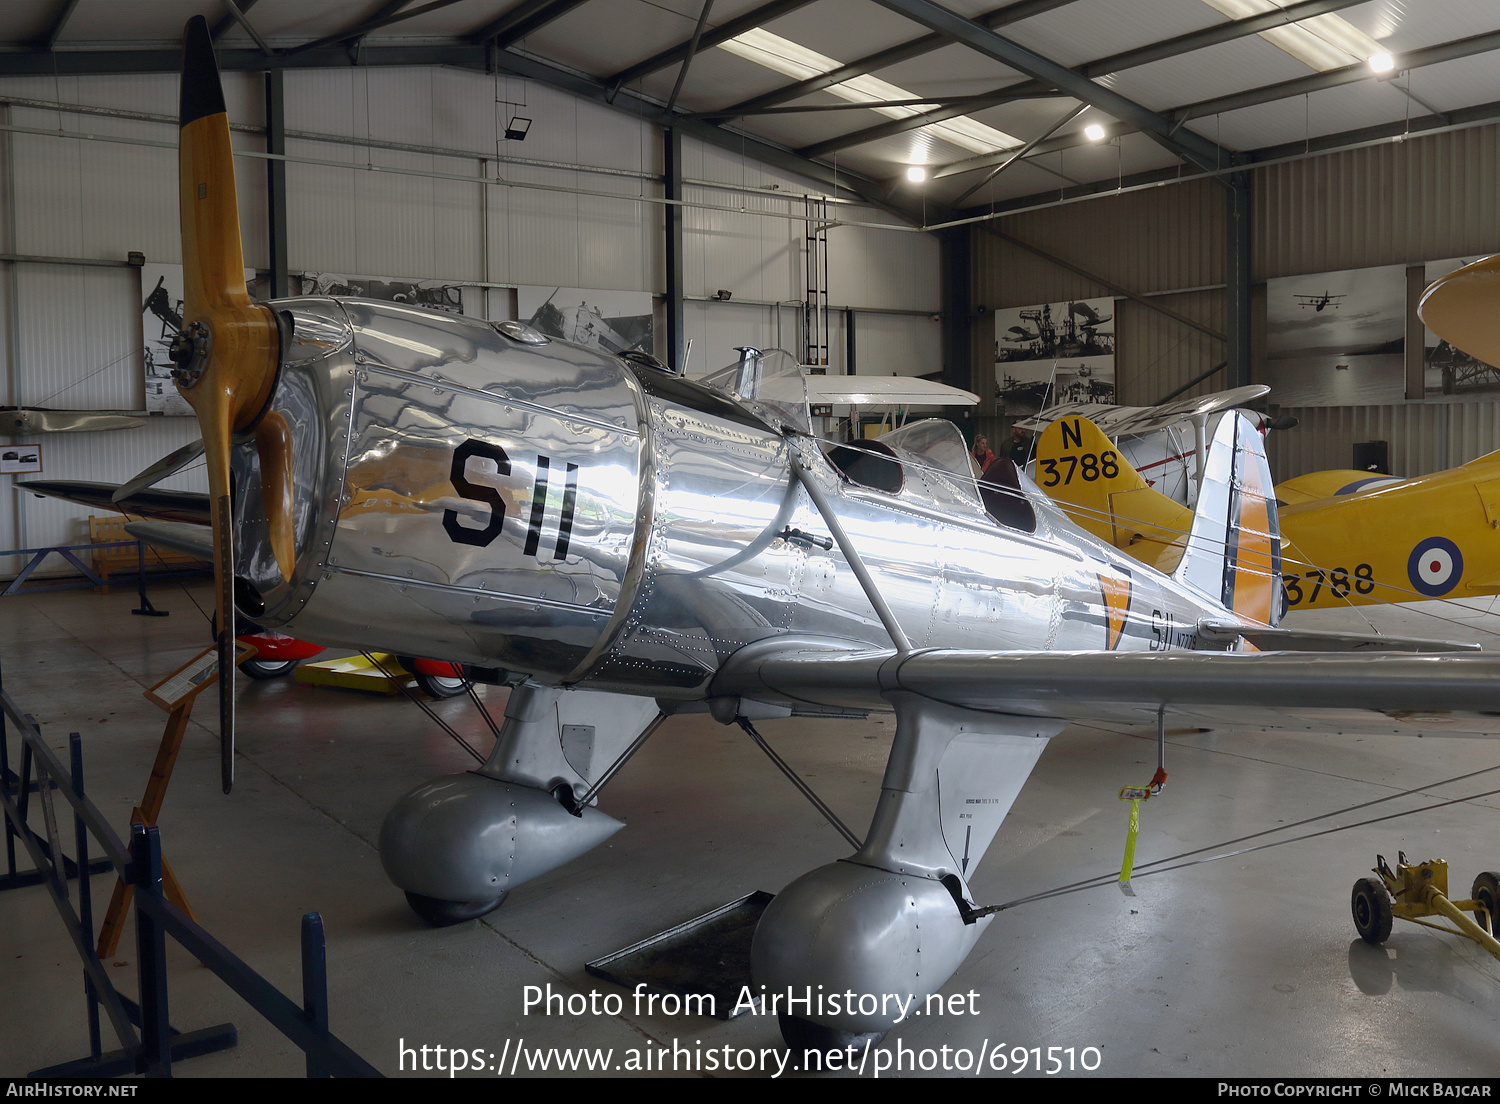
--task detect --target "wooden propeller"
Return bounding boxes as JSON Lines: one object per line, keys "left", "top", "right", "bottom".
{"left": 175, "top": 15, "right": 289, "bottom": 792}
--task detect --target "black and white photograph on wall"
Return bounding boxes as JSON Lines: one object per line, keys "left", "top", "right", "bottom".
{"left": 0, "top": 443, "right": 41, "bottom": 474}
{"left": 296, "top": 272, "right": 467, "bottom": 315}
{"left": 1263, "top": 265, "right": 1406, "bottom": 406}
{"left": 141, "top": 262, "right": 255, "bottom": 415}
{"left": 1424, "top": 257, "right": 1500, "bottom": 397}
{"left": 993, "top": 298, "right": 1114, "bottom": 416}
{"left": 518, "top": 287, "right": 654, "bottom": 355}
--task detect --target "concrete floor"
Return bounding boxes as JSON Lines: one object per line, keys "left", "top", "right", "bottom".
{"left": 3, "top": 582, "right": 1500, "bottom": 1079}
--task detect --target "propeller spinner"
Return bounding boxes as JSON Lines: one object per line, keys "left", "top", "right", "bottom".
{"left": 174, "top": 16, "right": 292, "bottom": 792}
{"left": 1419, "top": 254, "right": 1500, "bottom": 370}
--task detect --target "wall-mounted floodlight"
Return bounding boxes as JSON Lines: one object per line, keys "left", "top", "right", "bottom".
{"left": 906, "top": 165, "right": 927, "bottom": 183}
{"left": 1084, "top": 124, "right": 1107, "bottom": 142}
{"left": 505, "top": 116, "right": 533, "bottom": 141}
{"left": 1368, "top": 51, "right": 1396, "bottom": 75}
{"left": 713, "top": 289, "right": 733, "bottom": 301}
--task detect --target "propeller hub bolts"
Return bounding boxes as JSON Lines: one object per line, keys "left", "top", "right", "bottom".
{"left": 168, "top": 321, "right": 213, "bottom": 388}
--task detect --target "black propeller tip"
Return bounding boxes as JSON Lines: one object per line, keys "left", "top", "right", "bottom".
{"left": 180, "top": 15, "right": 227, "bottom": 129}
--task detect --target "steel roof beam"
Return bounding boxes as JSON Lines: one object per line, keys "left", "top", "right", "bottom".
{"left": 694, "top": 90, "right": 1060, "bottom": 118}
{"left": 931, "top": 24, "right": 1500, "bottom": 187}
{"left": 209, "top": 0, "right": 260, "bottom": 43}
{"left": 802, "top": 0, "right": 1366, "bottom": 167}
{"left": 1172, "top": 27, "right": 1500, "bottom": 122}
{"left": 666, "top": 0, "right": 715, "bottom": 115}
{"left": 288, "top": 0, "right": 475, "bottom": 55}
{"left": 714, "top": 0, "right": 1080, "bottom": 120}
{"left": 38, "top": 0, "right": 80, "bottom": 50}
{"left": 951, "top": 96, "right": 1500, "bottom": 219}
{"left": 851, "top": 0, "right": 1234, "bottom": 172}
{"left": 0, "top": 37, "right": 936, "bottom": 226}
{"left": 606, "top": 0, "right": 816, "bottom": 93}
{"left": 222, "top": 0, "right": 273, "bottom": 55}
{"left": 478, "top": 0, "right": 592, "bottom": 48}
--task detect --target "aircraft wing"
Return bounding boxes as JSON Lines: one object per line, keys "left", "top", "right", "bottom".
{"left": 125, "top": 519, "right": 213, "bottom": 562}
{"left": 18, "top": 480, "right": 211, "bottom": 525}
{"left": 710, "top": 643, "right": 1500, "bottom": 737}
{"left": 1014, "top": 385, "right": 1270, "bottom": 436}
{"left": 804, "top": 375, "right": 980, "bottom": 407}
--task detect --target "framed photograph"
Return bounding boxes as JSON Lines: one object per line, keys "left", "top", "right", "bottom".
{"left": 0, "top": 443, "right": 41, "bottom": 474}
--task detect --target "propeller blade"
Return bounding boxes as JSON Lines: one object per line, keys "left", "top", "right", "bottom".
{"left": 254, "top": 410, "right": 295, "bottom": 580}
{"left": 176, "top": 15, "right": 283, "bottom": 793}
{"left": 112, "top": 438, "right": 204, "bottom": 503}
{"left": 1419, "top": 254, "right": 1500, "bottom": 368}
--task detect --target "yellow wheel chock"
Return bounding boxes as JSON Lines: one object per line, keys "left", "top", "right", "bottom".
{"left": 1351, "top": 852, "right": 1500, "bottom": 962}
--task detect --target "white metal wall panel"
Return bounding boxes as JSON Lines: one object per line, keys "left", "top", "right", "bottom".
{"left": 14, "top": 265, "right": 141, "bottom": 411}
{"left": 827, "top": 214, "right": 940, "bottom": 313}
{"left": 853, "top": 312, "right": 942, "bottom": 378}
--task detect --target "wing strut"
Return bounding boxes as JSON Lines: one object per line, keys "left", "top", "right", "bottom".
{"left": 789, "top": 454, "right": 912, "bottom": 654}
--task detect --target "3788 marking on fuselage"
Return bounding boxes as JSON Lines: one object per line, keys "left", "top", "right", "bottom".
{"left": 1281, "top": 563, "right": 1376, "bottom": 607}
{"left": 442, "top": 437, "right": 576, "bottom": 561}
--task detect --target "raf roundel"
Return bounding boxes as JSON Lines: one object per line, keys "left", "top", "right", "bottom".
{"left": 1407, "top": 536, "right": 1464, "bottom": 597}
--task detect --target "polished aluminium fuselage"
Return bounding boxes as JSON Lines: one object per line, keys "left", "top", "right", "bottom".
{"left": 233, "top": 297, "right": 1240, "bottom": 696}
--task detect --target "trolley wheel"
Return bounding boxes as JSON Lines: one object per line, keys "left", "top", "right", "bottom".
{"left": 415, "top": 670, "right": 472, "bottom": 699}
{"left": 1351, "top": 877, "right": 1394, "bottom": 944}
{"left": 1470, "top": 871, "right": 1500, "bottom": 934}
{"left": 240, "top": 657, "right": 298, "bottom": 680}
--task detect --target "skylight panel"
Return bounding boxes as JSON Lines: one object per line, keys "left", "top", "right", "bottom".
{"left": 1198, "top": 0, "right": 1388, "bottom": 72}
{"left": 719, "top": 28, "right": 1022, "bottom": 156}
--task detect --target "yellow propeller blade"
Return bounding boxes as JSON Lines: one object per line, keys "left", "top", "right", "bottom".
{"left": 1419, "top": 253, "right": 1500, "bottom": 369}
{"left": 174, "top": 15, "right": 286, "bottom": 791}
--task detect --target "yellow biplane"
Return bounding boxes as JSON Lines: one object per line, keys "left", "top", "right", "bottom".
{"left": 1033, "top": 408, "right": 1500, "bottom": 612}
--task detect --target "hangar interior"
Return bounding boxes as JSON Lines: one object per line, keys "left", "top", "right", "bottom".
{"left": 3, "top": 0, "right": 1500, "bottom": 1079}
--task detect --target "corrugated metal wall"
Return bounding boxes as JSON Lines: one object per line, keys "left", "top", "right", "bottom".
{"left": 972, "top": 122, "right": 1500, "bottom": 477}
{"left": 0, "top": 66, "right": 941, "bottom": 579}
{"left": 1254, "top": 125, "right": 1500, "bottom": 280}
{"left": 969, "top": 178, "right": 1228, "bottom": 444}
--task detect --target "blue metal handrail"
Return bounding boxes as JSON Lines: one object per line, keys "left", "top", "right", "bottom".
{"left": 1, "top": 659, "right": 381, "bottom": 1078}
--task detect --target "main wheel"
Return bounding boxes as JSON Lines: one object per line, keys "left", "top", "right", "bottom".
{"left": 1470, "top": 871, "right": 1500, "bottom": 934}
{"left": 1351, "top": 877, "right": 1393, "bottom": 944}
{"left": 415, "top": 670, "right": 472, "bottom": 699}
{"left": 405, "top": 891, "right": 506, "bottom": 927}
{"left": 778, "top": 1013, "right": 884, "bottom": 1068}
{"left": 241, "top": 657, "right": 298, "bottom": 680}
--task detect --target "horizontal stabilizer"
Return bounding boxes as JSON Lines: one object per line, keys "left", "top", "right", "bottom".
{"left": 1196, "top": 618, "right": 1479, "bottom": 652}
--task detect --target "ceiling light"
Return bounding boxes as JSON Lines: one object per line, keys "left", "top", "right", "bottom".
{"left": 906, "top": 165, "right": 927, "bottom": 183}
{"left": 1368, "top": 51, "right": 1395, "bottom": 73}
{"left": 1084, "top": 124, "right": 1106, "bottom": 141}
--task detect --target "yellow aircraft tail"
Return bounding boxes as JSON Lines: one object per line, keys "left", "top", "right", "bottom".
{"left": 1033, "top": 415, "right": 1196, "bottom": 574}
{"left": 1036, "top": 412, "right": 1281, "bottom": 624}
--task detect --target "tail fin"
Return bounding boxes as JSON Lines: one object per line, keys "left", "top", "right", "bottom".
{"left": 1173, "top": 412, "right": 1281, "bottom": 626}
{"left": 1033, "top": 415, "right": 1196, "bottom": 574}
